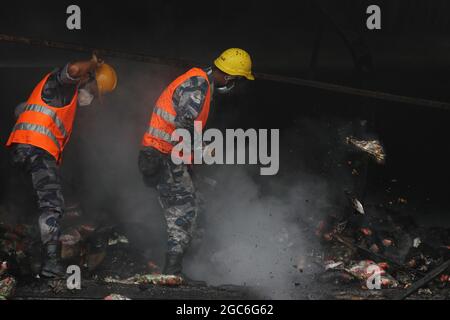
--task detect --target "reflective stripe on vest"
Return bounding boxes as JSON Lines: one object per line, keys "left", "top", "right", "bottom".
{"left": 146, "top": 127, "right": 173, "bottom": 144}
{"left": 23, "top": 104, "right": 68, "bottom": 137}
{"left": 6, "top": 73, "right": 79, "bottom": 164}
{"left": 12, "top": 122, "right": 61, "bottom": 152}
{"left": 154, "top": 107, "right": 176, "bottom": 125}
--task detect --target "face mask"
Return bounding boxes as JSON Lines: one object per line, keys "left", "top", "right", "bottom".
{"left": 78, "top": 88, "right": 95, "bottom": 107}
{"left": 215, "top": 81, "right": 236, "bottom": 95}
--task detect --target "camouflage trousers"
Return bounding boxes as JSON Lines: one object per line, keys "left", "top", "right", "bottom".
{"left": 11, "top": 144, "right": 64, "bottom": 244}
{"left": 139, "top": 147, "right": 199, "bottom": 255}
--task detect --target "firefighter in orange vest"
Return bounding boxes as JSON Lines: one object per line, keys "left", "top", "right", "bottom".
{"left": 139, "top": 48, "right": 254, "bottom": 285}
{"left": 6, "top": 54, "right": 117, "bottom": 278}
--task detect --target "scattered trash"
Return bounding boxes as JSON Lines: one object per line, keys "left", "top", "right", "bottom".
{"left": 346, "top": 136, "right": 386, "bottom": 164}
{"left": 104, "top": 274, "right": 184, "bottom": 286}
{"left": 324, "top": 261, "right": 344, "bottom": 271}
{"left": 394, "top": 260, "right": 450, "bottom": 300}
{"left": 418, "top": 288, "right": 433, "bottom": 296}
{"left": 108, "top": 235, "right": 129, "bottom": 246}
{"left": 344, "top": 260, "right": 399, "bottom": 289}
{"left": 413, "top": 238, "right": 422, "bottom": 248}
{"left": 382, "top": 239, "right": 393, "bottom": 247}
{"left": 350, "top": 198, "right": 365, "bottom": 215}
{"left": 439, "top": 274, "right": 450, "bottom": 283}
{"left": 104, "top": 294, "right": 131, "bottom": 300}
{"left": 0, "top": 277, "right": 16, "bottom": 299}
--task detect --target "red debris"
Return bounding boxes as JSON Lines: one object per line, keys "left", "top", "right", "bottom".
{"left": 440, "top": 274, "right": 450, "bottom": 283}
{"left": 377, "top": 262, "right": 390, "bottom": 270}
{"left": 360, "top": 228, "right": 372, "bottom": 237}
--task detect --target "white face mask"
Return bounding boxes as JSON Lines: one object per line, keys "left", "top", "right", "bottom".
{"left": 215, "top": 81, "right": 236, "bottom": 95}
{"left": 78, "top": 88, "right": 95, "bottom": 107}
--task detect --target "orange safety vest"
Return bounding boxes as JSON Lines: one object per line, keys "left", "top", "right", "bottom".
{"left": 142, "top": 68, "right": 211, "bottom": 156}
{"left": 6, "top": 73, "right": 79, "bottom": 164}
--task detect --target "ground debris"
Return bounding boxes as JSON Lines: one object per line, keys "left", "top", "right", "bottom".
{"left": 346, "top": 136, "right": 386, "bottom": 164}
{"left": 0, "top": 276, "right": 16, "bottom": 299}
{"left": 104, "top": 293, "right": 131, "bottom": 300}
{"left": 311, "top": 196, "right": 450, "bottom": 299}
{"left": 344, "top": 260, "right": 399, "bottom": 289}
{"left": 104, "top": 274, "right": 184, "bottom": 287}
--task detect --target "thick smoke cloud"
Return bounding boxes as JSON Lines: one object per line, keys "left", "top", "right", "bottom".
{"left": 185, "top": 164, "right": 332, "bottom": 299}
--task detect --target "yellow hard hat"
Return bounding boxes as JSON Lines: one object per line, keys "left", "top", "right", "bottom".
{"left": 95, "top": 63, "right": 117, "bottom": 95}
{"left": 214, "top": 48, "right": 255, "bottom": 80}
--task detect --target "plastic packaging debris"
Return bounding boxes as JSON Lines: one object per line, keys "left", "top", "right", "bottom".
{"left": 439, "top": 274, "right": 450, "bottom": 283}
{"left": 324, "top": 261, "right": 344, "bottom": 271}
{"left": 108, "top": 235, "right": 129, "bottom": 246}
{"left": 346, "top": 136, "right": 386, "bottom": 164}
{"left": 0, "top": 277, "right": 16, "bottom": 299}
{"left": 104, "top": 294, "right": 131, "bottom": 300}
{"left": 418, "top": 288, "right": 433, "bottom": 296}
{"left": 104, "top": 274, "right": 184, "bottom": 286}
{"left": 413, "top": 238, "right": 422, "bottom": 248}
{"left": 344, "top": 260, "right": 399, "bottom": 289}
{"left": 351, "top": 198, "right": 365, "bottom": 215}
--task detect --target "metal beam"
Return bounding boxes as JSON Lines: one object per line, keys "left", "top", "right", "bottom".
{"left": 2, "top": 33, "right": 450, "bottom": 111}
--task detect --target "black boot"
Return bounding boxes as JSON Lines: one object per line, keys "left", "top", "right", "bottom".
{"left": 163, "top": 252, "right": 206, "bottom": 287}
{"left": 41, "top": 241, "right": 66, "bottom": 278}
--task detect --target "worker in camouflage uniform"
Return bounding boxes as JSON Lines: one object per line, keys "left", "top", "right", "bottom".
{"left": 6, "top": 55, "right": 117, "bottom": 278}
{"left": 139, "top": 49, "right": 254, "bottom": 285}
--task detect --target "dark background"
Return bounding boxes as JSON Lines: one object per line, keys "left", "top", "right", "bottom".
{"left": 1, "top": 0, "right": 450, "bottom": 225}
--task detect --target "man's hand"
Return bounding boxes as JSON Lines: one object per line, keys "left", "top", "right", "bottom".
{"left": 68, "top": 53, "right": 105, "bottom": 81}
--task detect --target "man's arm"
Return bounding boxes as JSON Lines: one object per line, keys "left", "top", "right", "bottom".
{"left": 42, "top": 54, "right": 102, "bottom": 107}
{"left": 172, "top": 76, "right": 209, "bottom": 135}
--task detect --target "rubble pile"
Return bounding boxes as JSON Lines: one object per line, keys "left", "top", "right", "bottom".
{"left": 104, "top": 274, "right": 184, "bottom": 287}
{"left": 314, "top": 201, "right": 450, "bottom": 298}
{"left": 0, "top": 206, "right": 170, "bottom": 299}
{"left": 0, "top": 261, "right": 16, "bottom": 299}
